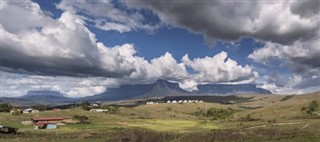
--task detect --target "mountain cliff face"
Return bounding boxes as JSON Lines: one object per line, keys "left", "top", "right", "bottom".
{"left": 83, "top": 80, "right": 189, "bottom": 102}
{"left": 195, "top": 83, "right": 271, "bottom": 94}
{"left": 83, "top": 80, "right": 271, "bottom": 102}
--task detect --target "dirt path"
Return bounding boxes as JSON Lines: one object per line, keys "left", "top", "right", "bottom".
{"left": 246, "top": 122, "right": 304, "bottom": 129}
{"left": 300, "top": 124, "right": 309, "bottom": 130}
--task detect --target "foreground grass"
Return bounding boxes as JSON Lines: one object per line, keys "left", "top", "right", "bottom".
{"left": 1, "top": 127, "right": 320, "bottom": 142}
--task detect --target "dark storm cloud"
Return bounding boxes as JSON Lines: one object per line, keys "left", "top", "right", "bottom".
{"left": 0, "top": 38, "right": 134, "bottom": 77}
{"left": 290, "top": 0, "right": 320, "bottom": 18}
{"left": 124, "top": 0, "right": 319, "bottom": 45}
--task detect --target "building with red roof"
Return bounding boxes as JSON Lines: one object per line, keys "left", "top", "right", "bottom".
{"left": 31, "top": 117, "right": 64, "bottom": 129}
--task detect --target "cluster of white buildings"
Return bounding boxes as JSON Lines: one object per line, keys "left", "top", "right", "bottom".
{"left": 146, "top": 100, "right": 203, "bottom": 105}
{"left": 167, "top": 100, "right": 203, "bottom": 104}
{"left": 89, "top": 109, "right": 109, "bottom": 112}
{"left": 146, "top": 102, "right": 159, "bottom": 105}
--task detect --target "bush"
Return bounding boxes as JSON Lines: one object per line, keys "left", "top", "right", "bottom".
{"left": 73, "top": 115, "right": 89, "bottom": 123}
{"left": 301, "top": 100, "right": 319, "bottom": 115}
{"left": 101, "top": 105, "right": 120, "bottom": 114}
{"left": 238, "top": 114, "right": 260, "bottom": 122}
{"left": 11, "top": 110, "right": 22, "bottom": 115}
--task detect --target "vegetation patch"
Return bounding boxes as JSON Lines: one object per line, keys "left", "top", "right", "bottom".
{"left": 238, "top": 106, "right": 263, "bottom": 110}
{"left": 280, "top": 95, "right": 294, "bottom": 102}
{"left": 72, "top": 115, "right": 89, "bottom": 123}
{"left": 301, "top": 100, "right": 319, "bottom": 115}
{"left": 194, "top": 107, "right": 236, "bottom": 120}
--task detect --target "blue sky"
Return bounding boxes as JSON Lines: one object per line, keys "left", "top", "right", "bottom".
{"left": 35, "top": 0, "right": 263, "bottom": 65}
{"left": 1, "top": 0, "right": 319, "bottom": 97}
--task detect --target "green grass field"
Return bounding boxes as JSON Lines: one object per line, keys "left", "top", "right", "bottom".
{"left": 1, "top": 93, "right": 320, "bottom": 142}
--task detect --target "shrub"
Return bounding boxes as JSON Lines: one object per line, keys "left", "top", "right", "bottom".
{"left": 73, "top": 115, "right": 89, "bottom": 123}
{"left": 11, "top": 110, "right": 22, "bottom": 115}
{"left": 102, "top": 105, "right": 120, "bottom": 114}
{"left": 238, "top": 114, "right": 260, "bottom": 122}
{"left": 301, "top": 100, "right": 319, "bottom": 115}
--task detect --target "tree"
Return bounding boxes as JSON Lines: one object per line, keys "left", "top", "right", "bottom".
{"left": 75, "top": 101, "right": 90, "bottom": 110}
{"left": 0, "top": 103, "right": 12, "bottom": 112}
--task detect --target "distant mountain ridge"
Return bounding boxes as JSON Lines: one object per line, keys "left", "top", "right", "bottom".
{"left": 195, "top": 83, "right": 271, "bottom": 95}
{"left": 19, "top": 90, "right": 74, "bottom": 104}
{"left": 83, "top": 80, "right": 271, "bottom": 102}
{"left": 0, "top": 80, "right": 271, "bottom": 105}
{"left": 24, "top": 90, "right": 65, "bottom": 97}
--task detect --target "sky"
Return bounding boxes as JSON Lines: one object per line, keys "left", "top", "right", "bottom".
{"left": 0, "top": 0, "right": 319, "bottom": 98}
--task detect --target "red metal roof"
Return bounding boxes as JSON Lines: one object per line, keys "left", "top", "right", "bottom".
{"left": 32, "top": 117, "right": 64, "bottom": 121}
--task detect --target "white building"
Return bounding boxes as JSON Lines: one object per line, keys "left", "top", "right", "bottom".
{"left": 146, "top": 101, "right": 154, "bottom": 105}
{"left": 90, "top": 103, "right": 99, "bottom": 107}
{"left": 172, "top": 100, "right": 177, "bottom": 103}
{"left": 90, "top": 109, "right": 108, "bottom": 112}
{"left": 23, "top": 108, "right": 39, "bottom": 113}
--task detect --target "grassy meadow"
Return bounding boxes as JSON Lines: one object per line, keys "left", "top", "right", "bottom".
{"left": 1, "top": 93, "right": 320, "bottom": 142}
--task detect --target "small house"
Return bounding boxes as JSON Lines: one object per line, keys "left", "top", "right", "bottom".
{"left": 31, "top": 117, "right": 64, "bottom": 129}
{"left": 90, "top": 103, "right": 99, "bottom": 107}
{"left": 167, "top": 100, "right": 171, "bottom": 103}
{"left": 172, "top": 100, "right": 177, "bottom": 103}
{"left": 23, "top": 108, "right": 39, "bottom": 113}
